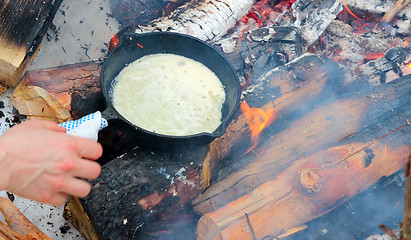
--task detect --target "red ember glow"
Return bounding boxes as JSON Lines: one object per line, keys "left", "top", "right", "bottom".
{"left": 341, "top": 0, "right": 362, "bottom": 20}
{"left": 108, "top": 34, "right": 120, "bottom": 52}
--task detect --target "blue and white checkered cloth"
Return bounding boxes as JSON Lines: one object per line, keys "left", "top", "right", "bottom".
{"left": 59, "top": 111, "right": 108, "bottom": 141}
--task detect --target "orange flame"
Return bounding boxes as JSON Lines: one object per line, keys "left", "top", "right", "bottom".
{"left": 408, "top": 63, "right": 411, "bottom": 70}
{"left": 241, "top": 100, "right": 277, "bottom": 153}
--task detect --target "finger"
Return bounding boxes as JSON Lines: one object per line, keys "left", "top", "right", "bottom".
{"left": 61, "top": 178, "right": 92, "bottom": 198}
{"left": 21, "top": 119, "right": 66, "bottom": 133}
{"left": 69, "top": 136, "right": 103, "bottom": 160}
{"left": 46, "top": 193, "right": 69, "bottom": 206}
{"left": 70, "top": 158, "right": 101, "bottom": 180}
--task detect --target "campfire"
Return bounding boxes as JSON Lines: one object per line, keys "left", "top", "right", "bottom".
{"left": 1, "top": 0, "right": 411, "bottom": 239}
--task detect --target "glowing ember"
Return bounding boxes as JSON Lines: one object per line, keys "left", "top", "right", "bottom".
{"left": 408, "top": 62, "right": 411, "bottom": 70}
{"left": 341, "top": 0, "right": 362, "bottom": 20}
{"left": 364, "top": 52, "right": 385, "bottom": 62}
{"left": 240, "top": 100, "right": 277, "bottom": 153}
{"left": 108, "top": 34, "right": 120, "bottom": 52}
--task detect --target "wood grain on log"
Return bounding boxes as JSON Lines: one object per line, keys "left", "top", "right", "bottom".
{"left": 197, "top": 134, "right": 410, "bottom": 239}
{"left": 63, "top": 196, "right": 99, "bottom": 240}
{"left": 196, "top": 73, "right": 411, "bottom": 239}
{"left": 0, "top": 197, "right": 52, "bottom": 239}
{"left": 0, "top": 0, "right": 62, "bottom": 87}
{"left": 11, "top": 61, "right": 104, "bottom": 120}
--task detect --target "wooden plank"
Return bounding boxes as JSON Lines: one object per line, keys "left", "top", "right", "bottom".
{"left": 0, "top": 0, "right": 62, "bottom": 86}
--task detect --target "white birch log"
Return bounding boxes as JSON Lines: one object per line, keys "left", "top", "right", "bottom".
{"left": 133, "top": 0, "right": 256, "bottom": 42}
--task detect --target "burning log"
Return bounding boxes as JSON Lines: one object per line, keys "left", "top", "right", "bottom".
{"left": 130, "top": 0, "right": 256, "bottom": 42}
{"left": 197, "top": 135, "right": 410, "bottom": 239}
{"left": 0, "top": 197, "right": 52, "bottom": 239}
{"left": 196, "top": 74, "right": 411, "bottom": 240}
{"left": 0, "top": 0, "right": 62, "bottom": 87}
{"left": 197, "top": 53, "right": 346, "bottom": 194}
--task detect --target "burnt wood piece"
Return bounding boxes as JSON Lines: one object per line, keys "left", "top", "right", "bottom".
{"left": 196, "top": 74, "right": 411, "bottom": 240}
{"left": 129, "top": 0, "right": 255, "bottom": 42}
{"left": 343, "top": 0, "right": 395, "bottom": 14}
{"left": 214, "top": 26, "right": 303, "bottom": 84}
{"left": 276, "top": 0, "right": 342, "bottom": 47}
{"left": 0, "top": 0, "right": 62, "bottom": 87}
{"left": 18, "top": 61, "right": 105, "bottom": 119}
{"left": 356, "top": 47, "right": 411, "bottom": 86}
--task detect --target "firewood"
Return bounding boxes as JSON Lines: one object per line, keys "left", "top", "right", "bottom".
{"left": 197, "top": 126, "right": 411, "bottom": 239}
{"left": 380, "top": 0, "right": 411, "bottom": 24}
{"left": 63, "top": 196, "right": 99, "bottom": 240}
{"left": 130, "top": 0, "right": 256, "bottom": 42}
{"left": 196, "top": 53, "right": 346, "bottom": 199}
{"left": 201, "top": 54, "right": 336, "bottom": 188}
{"left": 12, "top": 61, "right": 104, "bottom": 119}
{"left": 0, "top": 0, "right": 62, "bottom": 87}
{"left": 0, "top": 197, "right": 52, "bottom": 240}
{"left": 193, "top": 71, "right": 411, "bottom": 225}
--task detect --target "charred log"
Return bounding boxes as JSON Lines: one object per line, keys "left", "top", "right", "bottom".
{"left": 0, "top": 0, "right": 62, "bottom": 87}
{"left": 356, "top": 47, "right": 411, "bottom": 86}
{"left": 81, "top": 142, "right": 207, "bottom": 240}
{"left": 215, "top": 26, "right": 303, "bottom": 84}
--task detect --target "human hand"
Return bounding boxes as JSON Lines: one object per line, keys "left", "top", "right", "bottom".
{"left": 0, "top": 119, "right": 102, "bottom": 205}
